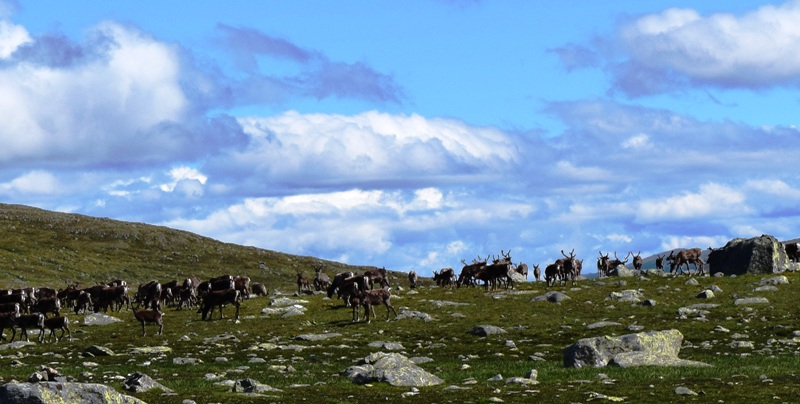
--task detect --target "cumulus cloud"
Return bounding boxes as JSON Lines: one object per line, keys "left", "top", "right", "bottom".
{"left": 0, "top": 170, "right": 60, "bottom": 195}
{"left": 0, "top": 19, "right": 29, "bottom": 58}
{"left": 222, "top": 111, "right": 520, "bottom": 192}
{"left": 555, "top": 1, "right": 800, "bottom": 95}
{"left": 0, "top": 22, "right": 248, "bottom": 167}
{"left": 636, "top": 183, "right": 749, "bottom": 222}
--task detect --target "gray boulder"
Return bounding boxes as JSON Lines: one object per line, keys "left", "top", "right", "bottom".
{"left": 563, "top": 329, "right": 710, "bottom": 368}
{"left": 468, "top": 325, "right": 507, "bottom": 337}
{"left": 608, "top": 266, "right": 634, "bottom": 277}
{"left": 123, "top": 372, "right": 172, "bottom": 393}
{"left": 0, "top": 382, "right": 144, "bottom": 404}
{"left": 531, "top": 291, "right": 570, "bottom": 303}
{"left": 344, "top": 352, "right": 443, "bottom": 387}
{"left": 707, "top": 234, "right": 790, "bottom": 276}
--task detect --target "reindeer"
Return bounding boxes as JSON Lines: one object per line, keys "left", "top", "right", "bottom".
{"left": 532, "top": 264, "right": 541, "bottom": 282}
{"left": 515, "top": 262, "right": 529, "bottom": 279}
{"left": 655, "top": 254, "right": 665, "bottom": 271}
{"left": 40, "top": 316, "right": 71, "bottom": 343}
{"left": 667, "top": 248, "right": 704, "bottom": 276}
{"left": 433, "top": 268, "right": 456, "bottom": 288}
{"left": 363, "top": 267, "right": 390, "bottom": 289}
{"left": 356, "top": 289, "right": 398, "bottom": 324}
{"left": 558, "top": 249, "right": 579, "bottom": 286}
{"left": 630, "top": 251, "right": 643, "bottom": 271}
{"left": 457, "top": 258, "right": 486, "bottom": 288}
{"left": 597, "top": 251, "right": 611, "bottom": 277}
{"left": 312, "top": 263, "right": 331, "bottom": 291}
{"left": 132, "top": 303, "right": 163, "bottom": 336}
{"left": 296, "top": 272, "right": 310, "bottom": 294}
{"left": 544, "top": 262, "right": 561, "bottom": 287}
{"left": 407, "top": 270, "right": 418, "bottom": 289}
{"left": 199, "top": 289, "right": 240, "bottom": 321}
{"left": 605, "top": 252, "right": 631, "bottom": 275}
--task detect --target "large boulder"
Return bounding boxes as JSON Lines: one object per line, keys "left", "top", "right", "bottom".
{"left": 0, "top": 382, "right": 144, "bottom": 404}
{"left": 707, "top": 234, "right": 790, "bottom": 276}
{"left": 563, "top": 329, "right": 710, "bottom": 368}
{"left": 344, "top": 352, "right": 443, "bottom": 387}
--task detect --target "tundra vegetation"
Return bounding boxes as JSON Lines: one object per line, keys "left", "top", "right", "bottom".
{"left": 0, "top": 204, "right": 799, "bottom": 403}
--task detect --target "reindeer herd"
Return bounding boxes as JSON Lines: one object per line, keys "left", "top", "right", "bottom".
{"left": 0, "top": 273, "right": 258, "bottom": 343}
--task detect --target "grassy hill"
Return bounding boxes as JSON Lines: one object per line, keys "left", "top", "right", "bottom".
{"left": 1, "top": 203, "right": 800, "bottom": 403}
{"left": 0, "top": 203, "right": 369, "bottom": 290}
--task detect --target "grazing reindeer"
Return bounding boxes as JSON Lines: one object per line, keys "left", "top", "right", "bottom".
{"left": 132, "top": 303, "right": 163, "bottom": 336}
{"left": 40, "top": 316, "right": 71, "bottom": 343}
{"left": 199, "top": 289, "right": 240, "bottom": 321}
{"left": 296, "top": 272, "right": 310, "bottom": 294}
{"left": 407, "top": 270, "right": 418, "bottom": 289}
{"left": 357, "top": 289, "right": 398, "bottom": 323}
{"left": 515, "top": 262, "right": 529, "bottom": 279}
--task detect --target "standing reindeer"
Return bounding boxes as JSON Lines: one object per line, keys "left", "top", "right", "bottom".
{"left": 312, "top": 262, "right": 331, "bottom": 291}
{"left": 296, "top": 272, "right": 310, "bottom": 294}
{"left": 630, "top": 251, "right": 643, "bottom": 271}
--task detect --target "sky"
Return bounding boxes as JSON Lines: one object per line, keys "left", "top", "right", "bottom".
{"left": 1, "top": 0, "right": 799, "bottom": 277}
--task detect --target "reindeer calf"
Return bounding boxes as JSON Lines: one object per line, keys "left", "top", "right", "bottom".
{"left": 358, "top": 289, "right": 398, "bottom": 324}
{"left": 40, "top": 316, "right": 71, "bottom": 343}
{"left": 132, "top": 304, "right": 163, "bottom": 336}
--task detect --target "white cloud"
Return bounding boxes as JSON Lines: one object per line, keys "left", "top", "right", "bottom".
{"left": 0, "top": 19, "right": 30, "bottom": 58}
{"left": 234, "top": 111, "right": 519, "bottom": 186}
{"left": 636, "top": 183, "right": 748, "bottom": 222}
{"left": 621, "top": 133, "right": 652, "bottom": 150}
{"left": 0, "top": 22, "right": 189, "bottom": 165}
{"left": 621, "top": 1, "right": 800, "bottom": 86}
{"left": 160, "top": 166, "right": 207, "bottom": 192}
{"left": 0, "top": 170, "right": 59, "bottom": 195}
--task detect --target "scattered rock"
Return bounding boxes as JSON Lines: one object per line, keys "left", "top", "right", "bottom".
{"left": 696, "top": 290, "right": 715, "bottom": 299}
{"left": 0, "top": 381, "right": 144, "bottom": 403}
{"left": 734, "top": 297, "right": 770, "bottom": 305}
{"left": 395, "top": 310, "right": 435, "bottom": 322}
{"left": 82, "top": 345, "right": 114, "bottom": 357}
{"left": 760, "top": 276, "right": 789, "bottom": 285}
{"left": 468, "top": 325, "right": 507, "bottom": 337}
{"left": 129, "top": 346, "right": 172, "bottom": 355}
{"left": 294, "top": 333, "right": 341, "bottom": 341}
{"left": 344, "top": 352, "right": 443, "bottom": 387}
{"left": 531, "top": 291, "right": 570, "bottom": 303}
{"left": 563, "top": 329, "right": 711, "bottom": 368}
{"left": 231, "top": 378, "right": 282, "bottom": 393}
{"left": 585, "top": 321, "right": 622, "bottom": 330}
{"left": 368, "top": 341, "right": 405, "bottom": 350}
{"left": 675, "top": 386, "right": 698, "bottom": 396}
{"left": 123, "top": 372, "right": 172, "bottom": 393}
{"left": 82, "top": 313, "right": 122, "bottom": 326}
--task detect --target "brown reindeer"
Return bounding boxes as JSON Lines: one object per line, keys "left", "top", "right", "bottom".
{"left": 312, "top": 263, "right": 331, "bottom": 291}
{"left": 40, "top": 316, "right": 71, "bottom": 343}
{"left": 558, "top": 249, "right": 579, "bottom": 286}
{"left": 296, "top": 272, "right": 310, "bottom": 294}
{"left": 631, "top": 251, "right": 643, "bottom": 271}
{"left": 407, "top": 270, "right": 418, "bottom": 289}
{"left": 667, "top": 248, "right": 704, "bottom": 276}
{"left": 532, "top": 264, "right": 541, "bottom": 282}
{"left": 655, "top": 254, "right": 665, "bottom": 271}
{"left": 357, "top": 289, "right": 398, "bottom": 323}
{"left": 132, "top": 303, "right": 163, "bottom": 336}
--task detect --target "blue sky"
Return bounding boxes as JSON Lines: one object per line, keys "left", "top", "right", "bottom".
{"left": 1, "top": 1, "right": 799, "bottom": 276}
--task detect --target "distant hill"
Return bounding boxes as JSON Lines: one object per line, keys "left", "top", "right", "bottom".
{"left": 0, "top": 203, "right": 372, "bottom": 290}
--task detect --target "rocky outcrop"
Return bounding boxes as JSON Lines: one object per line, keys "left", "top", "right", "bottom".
{"left": 707, "top": 234, "right": 790, "bottom": 275}
{"left": 0, "top": 382, "right": 144, "bottom": 404}
{"left": 563, "top": 329, "right": 710, "bottom": 368}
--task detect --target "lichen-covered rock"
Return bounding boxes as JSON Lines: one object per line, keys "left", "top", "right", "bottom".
{"left": 606, "top": 290, "right": 643, "bottom": 302}
{"left": 345, "top": 352, "right": 443, "bottom": 387}
{"left": 0, "top": 381, "right": 144, "bottom": 404}
{"left": 563, "top": 329, "right": 710, "bottom": 368}
{"left": 707, "top": 234, "right": 790, "bottom": 275}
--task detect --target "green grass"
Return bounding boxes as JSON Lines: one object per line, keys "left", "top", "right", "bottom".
{"left": 1, "top": 204, "right": 800, "bottom": 403}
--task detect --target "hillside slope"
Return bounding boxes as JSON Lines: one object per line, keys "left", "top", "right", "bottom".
{"left": 0, "top": 203, "right": 368, "bottom": 290}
